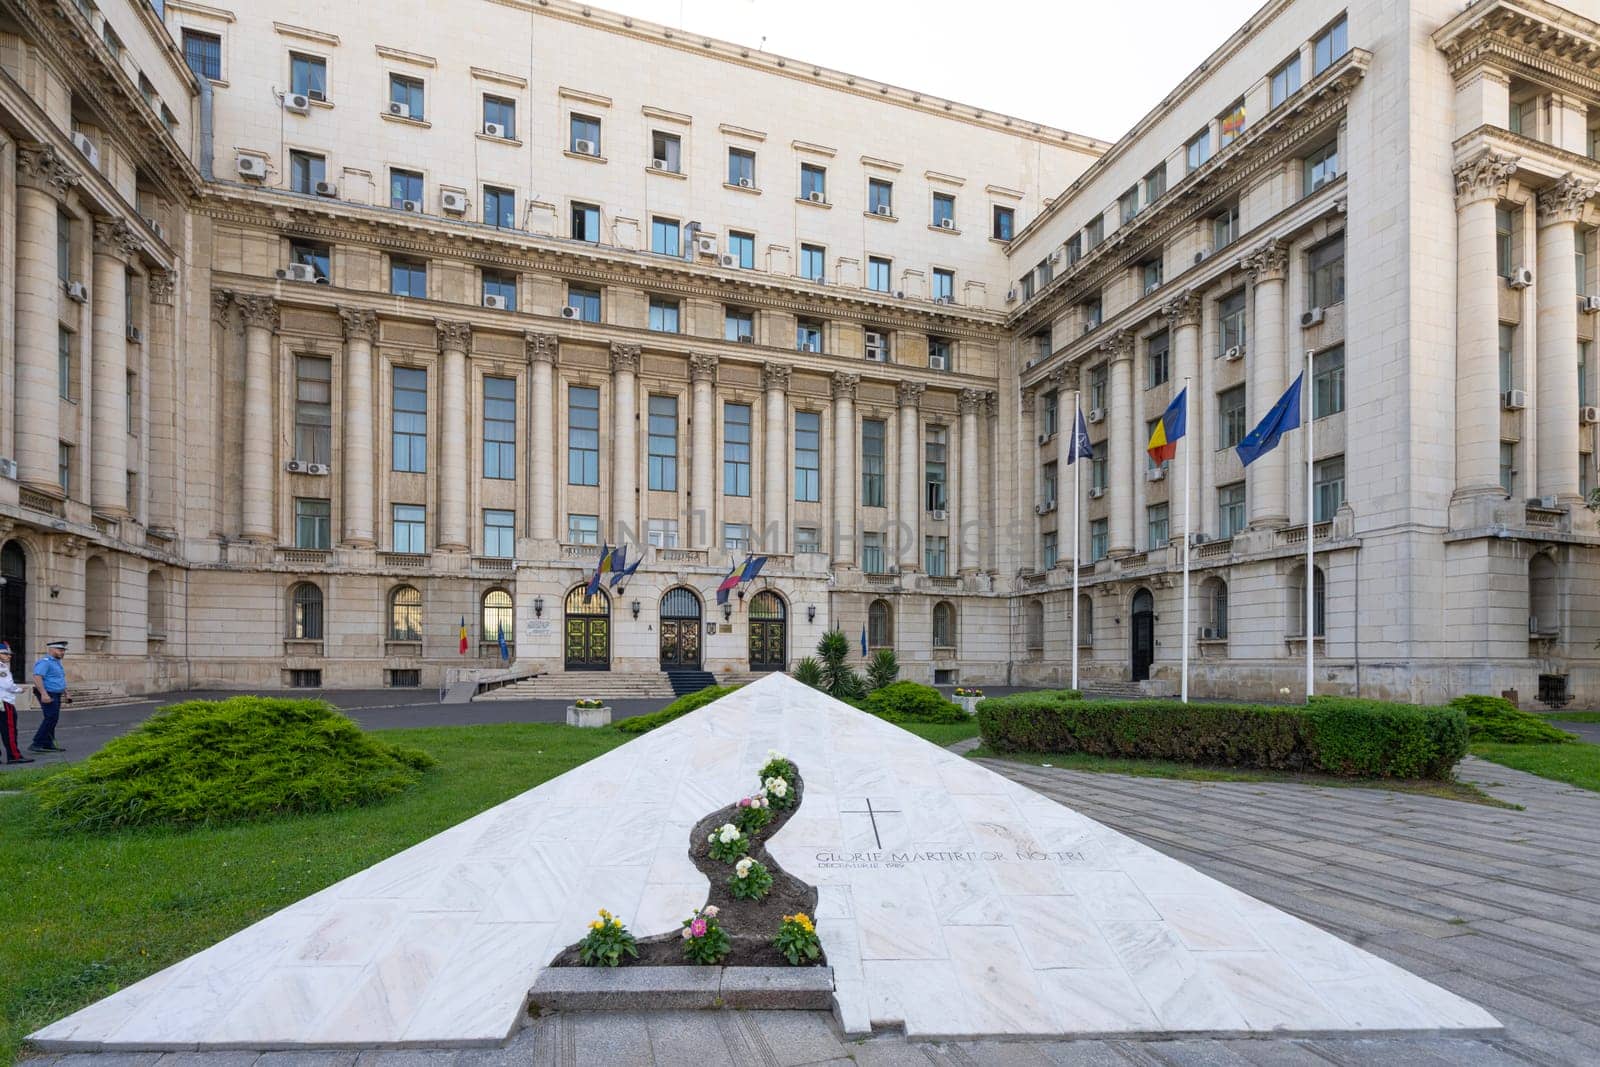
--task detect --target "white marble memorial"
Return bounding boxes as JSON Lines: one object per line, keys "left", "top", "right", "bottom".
{"left": 32, "top": 675, "right": 1499, "bottom": 1050}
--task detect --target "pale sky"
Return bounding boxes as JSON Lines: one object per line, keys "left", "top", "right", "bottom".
{"left": 596, "top": 0, "right": 1270, "bottom": 143}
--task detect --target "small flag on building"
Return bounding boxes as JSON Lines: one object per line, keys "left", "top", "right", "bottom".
{"left": 458, "top": 615, "right": 469, "bottom": 655}
{"left": 586, "top": 543, "right": 613, "bottom": 598}
{"left": 607, "top": 545, "right": 628, "bottom": 587}
{"left": 1145, "top": 387, "right": 1188, "bottom": 464}
{"left": 740, "top": 555, "right": 767, "bottom": 583}
{"left": 715, "top": 558, "right": 743, "bottom": 606}
{"left": 1067, "top": 407, "right": 1094, "bottom": 464}
{"left": 860, "top": 624, "right": 868, "bottom": 656}
{"left": 497, "top": 620, "right": 509, "bottom": 661}
{"left": 1236, "top": 373, "right": 1303, "bottom": 467}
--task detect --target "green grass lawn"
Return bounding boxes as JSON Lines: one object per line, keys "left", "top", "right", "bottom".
{"left": 1470, "top": 741, "right": 1600, "bottom": 793}
{"left": 1541, "top": 710, "right": 1600, "bottom": 723}
{"left": 0, "top": 722, "right": 629, "bottom": 1065}
{"left": 893, "top": 720, "right": 981, "bottom": 747}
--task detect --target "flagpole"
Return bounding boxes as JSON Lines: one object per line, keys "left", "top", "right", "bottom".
{"left": 1071, "top": 390, "right": 1081, "bottom": 692}
{"left": 1181, "top": 378, "right": 1192, "bottom": 705}
{"left": 1305, "top": 349, "right": 1315, "bottom": 703}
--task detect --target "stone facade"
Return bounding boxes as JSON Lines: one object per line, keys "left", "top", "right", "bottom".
{"left": 1, "top": 0, "right": 1599, "bottom": 703}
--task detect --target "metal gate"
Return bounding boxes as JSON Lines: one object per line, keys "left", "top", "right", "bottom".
{"left": 1131, "top": 588, "right": 1154, "bottom": 682}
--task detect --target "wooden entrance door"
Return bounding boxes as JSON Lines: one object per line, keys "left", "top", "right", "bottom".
{"left": 1131, "top": 588, "right": 1154, "bottom": 682}
{"left": 748, "top": 590, "right": 787, "bottom": 672}
{"left": 564, "top": 586, "right": 611, "bottom": 671}
{"left": 659, "top": 587, "right": 702, "bottom": 668}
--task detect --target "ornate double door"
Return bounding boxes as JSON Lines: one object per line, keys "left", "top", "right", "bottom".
{"left": 659, "top": 587, "right": 702, "bottom": 669}
{"left": 748, "top": 591, "right": 787, "bottom": 673}
{"left": 564, "top": 587, "right": 610, "bottom": 671}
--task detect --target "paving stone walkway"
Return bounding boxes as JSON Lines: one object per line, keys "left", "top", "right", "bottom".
{"left": 25, "top": 754, "right": 1597, "bottom": 1065}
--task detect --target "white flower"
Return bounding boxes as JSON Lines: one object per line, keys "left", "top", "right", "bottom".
{"left": 717, "top": 823, "right": 741, "bottom": 843}
{"left": 766, "top": 776, "right": 789, "bottom": 798}
{"left": 735, "top": 857, "right": 754, "bottom": 878}
{"left": 703, "top": 905, "right": 719, "bottom": 917}
{"left": 767, "top": 749, "right": 785, "bottom": 762}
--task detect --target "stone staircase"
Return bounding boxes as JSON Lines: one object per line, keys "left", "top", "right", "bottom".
{"left": 1080, "top": 680, "right": 1175, "bottom": 700}
{"left": 475, "top": 673, "right": 675, "bottom": 702}
{"left": 664, "top": 669, "right": 717, "bottom": 698}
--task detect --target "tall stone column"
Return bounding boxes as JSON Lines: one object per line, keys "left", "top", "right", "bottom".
{"left": 1106, "top": 332, "right": 1135, "bottom": 556}
{"left": 1242, "top": 240, "right": 1290, "bottom": 527}
{"left": 89, "top": 218, "right": 139, "bottom": 515}
{"left": 13, "top": 144, "right": 79, "bottom": 494}
{"left": 338, "top": 307, "right": 378, "bottom": 545}
{"left": 435, "top": 320, "right": 472, "bottom": 550}
{"left": 831, "top": 371, "right": 859, "bottom": 566}
{"left": 985, "top": 392, "right": 1001, "bottom": 574}
{"left": 209, "top": 291, "right": 232, "bottom": 536}
{"left": 1020, "top": 389, "right": 1038, "bottom": 568}
{"left": 1164, "top": 290, "right": 1202, "bottom": 542}
{"left": 527, "top": 332, "right": 559, "bottom": 542}
{"left": 690, "top": 354, "right": 719, "bottom": 550}
{"left": 145, "top": 270, "right": 177, "bottom": 532}
{"left": 610, "top": 342, "right": 640, "bottom": 546}
{"left": 896, "top": 380, "right": 925, "bottom": 570}
{"left": 236, "top": 295, "right": 280, "bottom": 540}
{"left": 1536, "top": 174, "right": 1597, "bottom": 503}
{"left": 1453, "top": 152, "right": 1520, "bottom": 502}
{"left": 762, "top": 363, "right": 791, "bottom": 554}
{"left": 958, "top": 387, "right": 985, "bottom": 573}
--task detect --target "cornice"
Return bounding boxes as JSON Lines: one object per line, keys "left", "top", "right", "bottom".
{"left": 1435, "top": 1, "right": 1600, "bottom": 99}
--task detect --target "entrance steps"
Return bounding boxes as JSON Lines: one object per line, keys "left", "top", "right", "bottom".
{"left": 475, "top": 674, "right": 675, "bottom": 702}
{"left": 1081, "top": 680, "right": 1175, "bottom": 700}
{"left": 665, "top": 669, "right": 717, "bottom": 698}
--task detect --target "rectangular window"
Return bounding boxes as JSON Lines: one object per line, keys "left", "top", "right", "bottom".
{"left": 57, "top": 328, "right": 72, "bottom": 400}
{"left": 392, "top": 504, "right": 426, "bottom": 554}
{"left": 1219, "top": 99, "right": 1246, "bottom": 147}
{"left": 1500, "top": 442, "right": 1516, "bottom": 495}
{"left": 484, "top": 509, "right": 515, "bottom": 558}
{"left": 392, "top": 367, "right": 427, "bottom": 472}
{"left": 1496, "top": 209, "right": 1515, "bottom": 277}
{"left": 1219, "top": 482, "right": 1247, "bottom": 538}
{"left": 483, "top": 185, "right": 515, "bottom": 228}
{"left": 647, "top": 395, "right": 678, "bottom": 491}
{"left": 728, "top": 230, "right": 755, "bottom": 268}
{"left": 1219, "top": 290, "right": 1247, "bottom": 352}
{"left": 1578, "top": 236, "right": 1589, "bottom": 296}
{"left": 1142, "top": 259, "right": 1163, "bottom": 293}
{"left": 651, "top": 131, "right": 681, "bottom": 172}
{"left": 390, "top": 256, "right": 427, "bottom": 298}
{"left": 1212, "top": 204, "right": 1240, "bottom": 249}
{"left": 1500, "top": 323, "right": 1516, "bottom": 393}
{"left": 868, "top": 178, "right": 893, "bottom": 215}
{"left": 1090, "top": 518, "right": 1109, "bottom": 562}
{"left": 1219, "top": 385, "right": 1247, "bottom": 449}
{"left": 1147, "top": 503, "right": 1169, "bottom": 550}
{"left": 1042, "top": 531, "right": 1058, "bottom": 571}
{"left": 568, "top": 284, "right": 601, "bottom": 323}
{"left": 568, "top": 386, "right": 600, "bottom": 486}
{"left": 1083, "top": 295, "right": 1103, "bottom": 328}
{"left": 1147, "top": 331, "right": 1171, "bottom": 388}
{"left": 1041, "top": 391, "right": 1059, "bottom": 437}
{"left": 723, "top": 523, "right": 751, "bottom": 553}
{"left": 291, "top": 52, "right": 327, "bottom": 100}
{"left": 1307, "top": 237, "right": 1345, "bottom": 307}
{"left": 800, "top": 243, "right": 825, "bottom": 282}
{"left": 1066, "top": 233, "right": 1083, "bottom": 266}
{"left": 925, "top": 426, "right": 947, "bottom": 511}
{"left": 1091, "top": 450, "right": 1107, "bottom": 492}
{"left": 728, "top": 147, "right": 755, "bottom": 187}
{"left": 1146, "top": 418, "right": 1165, "bottom": 470}
{"left": 1084, "top": 215, "right": 1103, "bottom": 249}
{"left": 295, "top": 498, "right": 331, "bottom": 550}
{"left": 289, "top": 150, "right": 325, "bottom": 194}
{"left": 1089, "top": 364, "right": 1108, "bottom": 410}
{"left": 861, "top": 419, "right": 886, "bottom": 507}
{"left": 57, "top": 210, "right": 71, "bottom": 282}
{"left": 932, "top": 193, "right": 956, "bottom": 228}
{"left": 389, "top": 168, "right": 423, "bottom": 209}
{"left": 570, "top": 113, "right": 601, "bottom": 154}
{"left": 1144, "top": 165, "right": 1167, "bottom": 204}
{"left": 800, "top": 163, "right": 827, "bottom": 200}
{"left": 932, "top": 269, "right": 955, "bottom": 303}
{"left": 1270, "top": 55, "right": 1301, "bottom": 109}
{"left": 1313, "top": 15, "right": 1349, "bottom": 76}
{"left": 483, "top": 269, "right": 518, "bottom": 310}
{"left": 568, "top": 513, "right": 599, "bottom": 544}
{"left": 1314, "top": 346, "right": 1345, "bottom": 417}
{"left": 725, "top": 308, "right": 754, "bottom": 342}
{"left": 724, "top": 402, "right": 752, "bottom": 496}
{"left": 294, "top": 355, "right": 332, "bottom": 463}
{"left": 795, "top": 411, "right": 821, "bottom": 502}
{"left": 58, "top": 442, "right": 72, "bottom": 494}
{"left": 484, "top": 376, "right": 516, "bottom": 479}
{"left": 1042, "top": 461, "right": 1058, "bottom": 507}
{"left": 1314, "top": 456, "right": 1345, "bottom": 522}
{"left": 796, "top": 318, "right": 823, "bottom": 352}
{"left": 924, "top": 535, "right": 948, "bottom": 577}
{"left": 1186, "top": 128, "right": 1212, "bottom": 172}
{"left": 483, "top": 95, "right": 515, "bottom": 137}
{"left": 862, "top": 531, "right": 885, "bottom": 574}
{"left": 572, "top": 201, "right": 601, "bottom": 242}
{"left": 929, "top": 337, "right": 952, "bottom": 371}
{"left": 182, "top": 29, "right": 221, "bottom": 80}
{"left": 1119, "top": 187, "right": 1140, "bottom": 225}
{"left": 1582, "top": 341, "right": 1594, "bottom": 405}
{"left": 646, "top": 518, "right": 680, "bottom": 548}
{"left": 125, "top": 370, "right": 137, "bottom": 433}
{"left": 289, "top": 240, "right": 331, "bottom": 282}
{"left": 795, "top": 525, "right": 821, "bottom": 554}
{"left": 389, "top": 74, "right": 424, "bottom": 120}
{"left": 648, "top": 296, "right": 680, "bottom": 333}
{"left": 868, "top": 256, "right": 892, "bottom": 292}
{"left": 993, "top": 204, "right": 1014, "bottom": 240}
{"left": 1304, "top": 141, "right": 1339, "bottom": 194}
{"left": 651, "top": 216, "right": 680, "bottom": 257}
{"left": 1021, "top": 272, "right": 1037, "bottom": 301}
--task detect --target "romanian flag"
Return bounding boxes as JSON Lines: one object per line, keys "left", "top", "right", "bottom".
{"left": 715, "top": 557, "right": 744, "bottom": 606}
{"left": 458, "top": 615, "right": 469, "bottom": 655}
{"left": 1221, "top": 105, "right": 1246, "bottom": 139}
{"left": 1146, "top": 388, "right": 1187, "bottom": 465}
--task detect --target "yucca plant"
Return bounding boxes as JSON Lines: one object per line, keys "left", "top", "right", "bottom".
{"left": 866, "top": 648, "right": 900, "bottom": 692}
{"left": 792, "top": 656, "right": 824, "bottom": 689}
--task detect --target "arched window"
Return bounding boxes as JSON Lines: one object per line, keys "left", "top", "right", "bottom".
{"left": 1076, "top": 593, "right": 1094, "bottom": 647}
{"left": 1201, "top": 577, "right": 1228, "bottom": 639}
{"left": 1024, "top": 599, "right": 1044, "bottom": 651}
{"left": 932, "top": 601, "right": 957, "bottom": 650}
{"left": 146, "top": 570, "right": 167, "bottom": 637}
{"left": 1530, "top": 554, "right": 1558, "bottom": 636}
{"left": 290, "top": 582, "right": 324, "bottom": 640}
{"left": 389, "top": 584, "right": 422, "bottom": 640}
{"left": 1288, "top": 565, "right": 1325, "bottom": 637}
{"left": 84, "top": 556, "right": 111, "bottom": 636}
{"left": 482, "top": 589, "right": 513, "bottom": 640}
{"left": 867, "top": 599, "right": 892, "bottom": 648}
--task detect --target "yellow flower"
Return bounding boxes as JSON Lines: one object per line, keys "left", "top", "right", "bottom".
{"left": 589, "top": 920, "right": 602, "bottom": 930}
{"left": 791, "top": 913, "right": 814, "bottom": 932}
{"left": 598, "top": 908, "right": 611, "bottom": 919}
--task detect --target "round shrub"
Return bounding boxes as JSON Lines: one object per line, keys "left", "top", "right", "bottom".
{"left": 32, "top": 697, "right": 435, "bottom": 831}
{"left": 1448, "top": 694, "right": 1576, "bottom": 745}
{"left": 861, "top": 681, "right": 966, "bottom": 723}
{"left": 614, "top": 685, "right": 742, "bottom": 734}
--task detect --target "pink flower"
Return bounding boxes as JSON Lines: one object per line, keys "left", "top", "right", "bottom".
{"left": 690, "top": 918, "right": 708, "bottom": 938}
{"left": 738, "top": 797, "right": 750, "bottom": 808}
{"left": 703, "top": 905, "right": 720, "bottom": 917}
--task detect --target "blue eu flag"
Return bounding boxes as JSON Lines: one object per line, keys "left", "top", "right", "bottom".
{"left": 1236, "top": 373, "right": 1303, "bottom": 467}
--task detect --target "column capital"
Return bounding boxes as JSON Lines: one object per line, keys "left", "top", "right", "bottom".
{"left": 338, "top": 306, "right": 379, "bottom": 342}
{"left": 762, "top": 362, "right": 792, "bottom": 392}
{"left": 92, "top": 216, "right": 142, "bottom": 262}
{"left": 147, "top": 270, "right": 175, "bottom": 307}
{"left": 831, "top": 371, "right": 860, "bottom": 399}
{"left": 958, "top": 387, "right": 988, "bottom": 414}
{"left": 983, "top": 390, "right": 1000, "bottom": 419}
{"left": 1537, "top": 173, "right": 1599, "bottom": 227}
{"left": 1240, "top": 239, "right": 1290, "bottom": 284}
{"left": 16, "top": 142, "right": 79, "bottom": 201}
{"left": 1161, "top": 288, "right": 1202, "bottom": 328}
{"left": 236, "top": 294, "right": 279, "bottom": 332}
{"left": 435, "top": 319, "right": 472, "bottom": 353}
{"left": 609, "top": 341, "right": 641, "bottom": 373}
{"left": 897, "top": 379, "right": 925, "bottom": 409}
{"left": 1020, "top": 388, "right": 1036, "bottom": 415}
{"left": 210, "top": 289, "right": 233, "bottom": 322}
{"left": 690, "top": 352, "right": 721, "bottom": 382}
{"left": 1098, "top": 328, "right": 1134, "bottom": 363}
{"left": 1453, "top": 151, "right": 1519, "bottom": 207}
{"left": 525, "top": 331, "right": 560, "bottom": 364}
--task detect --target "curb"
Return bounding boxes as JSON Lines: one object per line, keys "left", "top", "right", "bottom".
{"left": 530, "top": 966, "right": 834, "bottom": 1011}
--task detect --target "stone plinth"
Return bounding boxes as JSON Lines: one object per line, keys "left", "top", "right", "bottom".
{"left": 566, "top": 704, "right": 613, "bottom": 727}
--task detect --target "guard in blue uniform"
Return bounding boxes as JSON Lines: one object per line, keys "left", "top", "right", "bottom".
{"left": 29, "top": 640, "right": 69, "bottom": 754}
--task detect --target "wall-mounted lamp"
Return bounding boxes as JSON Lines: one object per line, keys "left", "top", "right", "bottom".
{"left": 49, "top": 585, "right": 60, "bottom": 599}
{"left": 722, "top": 602, "right": 733, "bottom": 621}
{"left": 806, "top": 604, "right": 816, "bottom": 623}
{"left": 737, "top": 587, "right": 746, "bottom": 601}
{"left": 533, "top": 596, "right": 544, "bottom": 618}
{"left": 631, "top": 599, "right": 641, "bottom": 619}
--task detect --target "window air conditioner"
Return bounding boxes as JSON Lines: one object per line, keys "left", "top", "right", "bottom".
{"left": 314, "top": 181, "right": 338, "bottom": 198}
{"left": 65, "top": 280, "right": 89, "bottom": 302}
{"left": 1508, "top": 267, "right": 1535, "bottom": 289}
{"left": 483, "top": 294, "right": 509, "bottom": 310}
{"left": 71, "top": 131, "right": 100, "bottom": 170}
{"left": 276, "top": 263, "right": 319, "bottom": 283}
{"left": 560, "top": 306, "right": 581, "bottom": 320}
{"left": 875, "top": 204, "right": 891, "bottom": 216}
{"left": 695, "top": 235, "right": 718, "bottom": 256}
{"left": 126, "top": 325, "right": 142, "bottom": 343}
{"left": 718, "top": 253, "right": 739, "bottom": 268}
{"left": 738, "top": 177, "right": 753, "bottom": 188}
{"left": 1581, "top": 295, "right": 1600, "bottom": 314}
{"left": 930, "top": 353, "right": 948, "bottom": 371}
{"left": 236, "top": 153, "right": 268, "bottom": 179}
{"left": 1301, "top": 307, "right": 1325, "bottom": 328}
{"left": 930, "top": 509, "right": 947, "bottom": 521}
{"left": 401, "top": 199, "right": 422, "bottom": 213}
{"left": 1088, "top": 486, "right": 1105, "bottom": 499}
{"left": 1086, "top": 407, "right": 1105, "bottom": 423}
{"left": 938, "top": 217, "right": 955, "bottom": 230}
{"left": 1582, "top": 405, "right": 1599, "bottom": 425}
{"left": 1006, "top": 288, "right": 1019, "bottom": 303}
{"left": 1223, "top": 345, "right": 1243, "bottom": 361}
{"left": 653, "top": 158, "right": 672, "bottom": 171}
{"left": 737, "top": 334, "right": 755, "bottom": 344}
{"left": 865, "top": 349, "right": 889, "bottom": 363}
{"left": 483, "top": 122, "right": 506, "bottom": 138}
{"left": 807, "top": 190, "right": 826, "bottom": 203}
{"left": 284, "top": 93, "right": 311, "bottom": 115}
{"left": 387, "top": 101, "right": 411, "bottom": 119}
{"left": 440, "top": 191, "right": 468, "bottom": 214}
{"left": 1198, "top": 626, "right": 1218, "bottom": 640}
{"left": 1082, "top": 322, "right": 1095, "bottom": 335}
{"left": 574, "top": 138, "right": 597, "bottom": 156}
{"left": 1034, "top": 503, "right": 1050, "bottom": 515}
{"left": 1146, "top": 466, "right": 1167, "bottom": 482}
{"left": 800, "top": 341, "right": 819, "bottom": 353}
{"left": 1502, "top": 388, "right": 1528, "bottom": 410}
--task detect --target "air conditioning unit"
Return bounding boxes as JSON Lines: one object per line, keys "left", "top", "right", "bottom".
{"left": 306, "top": 462, "right": 330, "bottom": 476}
{"left": 388, "top": 101, "right": 411, "bottom": 119}
{"left": 574, "top": 138, "right": 597, "bottom": 156}
{"left": 142, "top": 215, "right": 166, "bottom": 241}
{"left": 126, "top": 324, "right": 142, "bottom": 343}
{"left": 736, "top": 334, "right": 755, "bottom": 344}
{"left": 1198, "top": 626, "right": 1218, "bottom": 640}
{"left": 440, "top": 191, "right": 468, "bottom": 214}
{"left": 718, "top": 253, "right": 739, "bottom": 268}
{"left": 1502, "top": 388, "right": 1528, "bottom": 410}
{"left": 1145, "top": 283, "right": 1160, "bottom": 295}
{"left": 285, "top": 459, "right": 306, "bottom": 473}
{"left": 737, "top": 177, "right": 753, "bottom": 189}
{"left": 652, "top": 158, "right": 673, "bottom": 172}
{"left": 865, "top": 349, "right": 889, "bottom": 363}
{"left": 799, "top": 342, "right": 819, "bottom": 353}
{"left": 1088, "top": 486, "right": 1106, "bottom": 499}
{"left": 1050, "top": 248, "right": 1064, "bottom": 265}
{"left": 807, "top": 190, "right": 826, "bottom": 204}
{"left": 864, "top": 330, "right": 885, "bottom": 347}
{"left": 938, "top": 217, "right": 955, "bottom": 230}
{"left": 1033, "top": 502, "right": 1056, "bottom": 516}
{"left": 65, "top": 280, "right": 89, "bottom": 302}
{"left": 930, "top": 352, "right": 948, "bottom": 371}
{"left": 1223, "top": 345, "right": 1243, "bottom": 361}
{"left": 483, "top": 294, "right": 509, "bottom": 310}
{"left": 1301, "top": 307, "right": 1325, "bottom": 328}
{"left": 236, "top": 153, "right": 268, "bottom": 179}
{"left": 0, "top": 458, "right": 16, "bottom": 480}
{"left": 276, "top": 263, "right": 319, "bottom": 283}
{"left": 560, "top": 306, "right": 581, "bottom": 320}
{"left": 1194, "top": 247, "right": 1211, "bottom": 264}
{"left": 930, "top": 509, "right": 948, "bottom": 521}
{"left": 1581, "top": 295, "right": 1600, "bottom": 313}
{"left": 314, "top": 180, "right": 338, "bottom": 198}
{"left": 874, "top": 204, "right": 892, "bottom": 216}
{"left": 483, "top": 122, "right": 506, "bottom": 139}
{"left": 1508, "top": 267, "right": 1535, "bottom": 289}
{"left": 1086, "top": 407, "right": 1105, "bottom": 423}
{"left": 695, "top": 235, "right": 718, "bottom": 256}
{"left": 1537, "top": 494, "right": 1558, "bottom": 509}
{"left": 1582, "top": 405, "right": 1599, "bottom": 425}
{"left": 890, "top": 289, "right": 905, "bottom": 300}
{"left": 283, "top": 93, "right": 311, "bottom": 115}
{"left": 1192, "top": 533, "right": 1210, "bottom": 545}
{"left": 1146, "top": 466, "right": 1167, "bottom": 482}
{"left": 935, "top": 296, "right": 953, "bottom": 306}
{"left": 401, "top": 199, "right": 422, "bottom": 213}
{"left": 71, "top": 130, "right": 100, "bottom": 170}
{"left": 1082, "top": 322, "right": 1096, "bottom": 335}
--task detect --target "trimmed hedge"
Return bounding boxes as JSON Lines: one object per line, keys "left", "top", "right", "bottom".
{"left": 1448, "top": 694, "right": 1576, "bottom": 745}
{"left": 861, "top": 681, "right": 966, "bottom": 723}
{"left": 613, "top": 685, "right": 742, "bottom": 734}
{"left": 977, "top": 693, "right": 1468, "bottom": 780}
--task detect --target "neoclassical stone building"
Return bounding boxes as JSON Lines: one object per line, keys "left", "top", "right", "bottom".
{"left": 1, "top": 0, "right": 1598, "bottom": 702}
